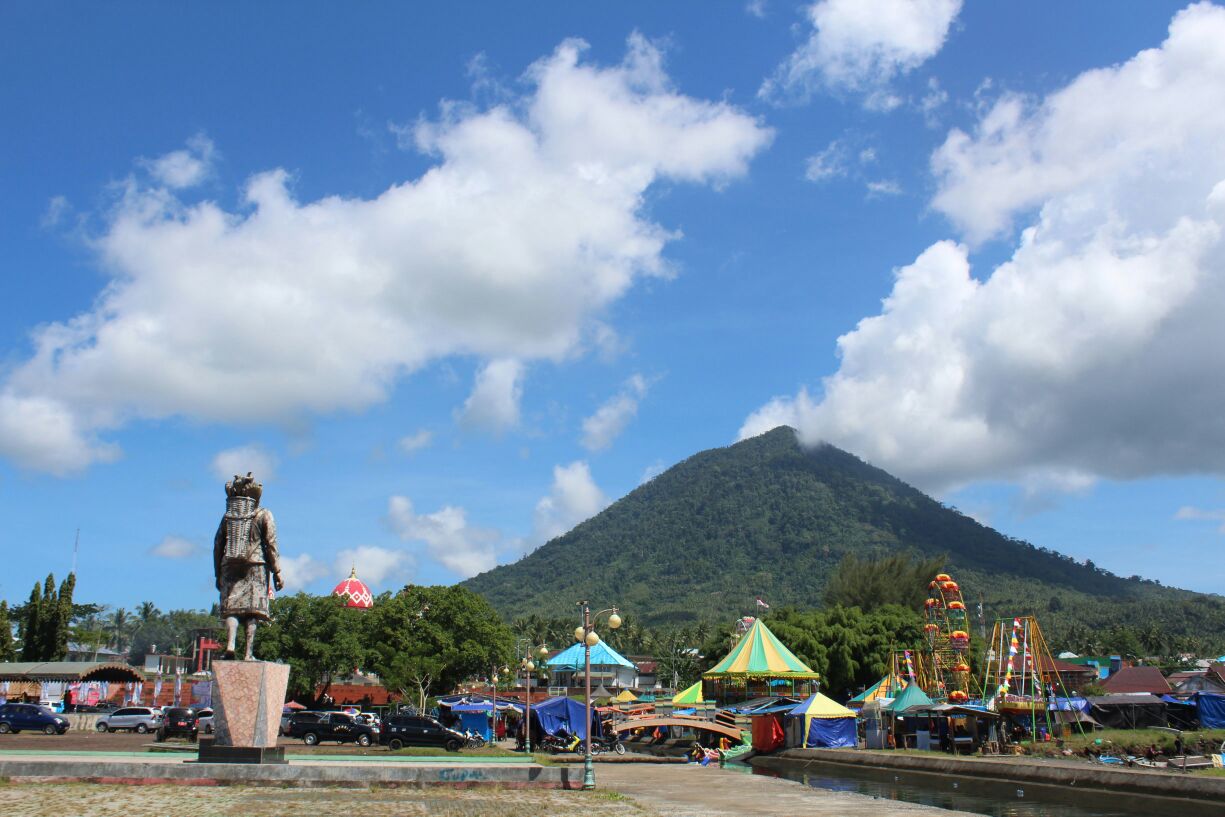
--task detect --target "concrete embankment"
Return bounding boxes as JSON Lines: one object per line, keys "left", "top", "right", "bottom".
{"left": 0, "top": 754, "right": 575, "bottom": 788}
{"left": 754, "top": 748, "right": 1225, "bottom": 804}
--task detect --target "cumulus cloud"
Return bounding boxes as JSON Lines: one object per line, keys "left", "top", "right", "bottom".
{"left": 211, "top": 444, "right": 277, "bottom": 483}
{"left": 742, "top": 4, "right": 1225, "bottom": 493}
{"left": 457, "top": 359, "right": 524, "bottom": 433}
{"left": 333, "top": 545, "right": 412, "bottom": 586}
{"left": 763, "top": 0, "right": 962, "bottom": 104}
{"left": 150, "top": 535, "right": 197, "bottom": 559}
{"left": 279, "top": 553, "right": 330, "bottom": 591}
{"left": 0, "top": 34, "right": 771, "bottom": 475}
{"left": 581, "top": 374, "right": 650, "bottom": 451}
{"left": 532, "top": 460, "right": 609, "bottom": 543}
{"left": 865, "top": 179, "right": 902, "bottom": 197}
{"left": 140, "top": 133, "right": 215, "bottom": 189}
{"left": 388, "top": 495, "right": 500, "bottom": 579}
{"left": 397, "top": 429, "right": 434, "bottom": 455}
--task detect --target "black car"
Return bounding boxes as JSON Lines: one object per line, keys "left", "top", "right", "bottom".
{"left": 0, "top": 703, "right": 70, "bottom": 735}
{"left": 287, "top": 712, "right": 375, "bottom": 746}
{"left": 380, "top": 714, "right": 465, "bottom": 752}
{"left": 155, "top": 707, "right": 198, "bottom": 741}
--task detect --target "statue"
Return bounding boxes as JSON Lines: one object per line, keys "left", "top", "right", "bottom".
{"left": 213, "top": 472, "right": 283, "bottom": 660}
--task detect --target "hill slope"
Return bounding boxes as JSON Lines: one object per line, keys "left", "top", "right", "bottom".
{"left": 463, "top": 428, "right": 1225, "bottom": 644}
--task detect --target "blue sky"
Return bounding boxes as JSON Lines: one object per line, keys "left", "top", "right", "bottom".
{"left": 2, "top": 1, "right": 1223, "bottom": 613}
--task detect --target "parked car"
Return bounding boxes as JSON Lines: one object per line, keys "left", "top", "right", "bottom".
{"left": 287, "top": 712, "right": 375, "bottom": 746}
{"left": 155, "top": 707, "right": 198, "bottom": 741}
{"left": 195, "top": 708, "right": 214, "bottom": 734}
{"left": 95, "top": 706, "right": 163, "bottom": 734}
{"left": 0, "top": 703, "right": 70, "bottom": 735}
{"left": 379, "top": 714, "right": 466, "bottom": 752}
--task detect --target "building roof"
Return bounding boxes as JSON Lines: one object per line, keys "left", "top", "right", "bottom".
{"left": 1100, "top": 666, "right": 1171, "bottom": 695}
{"left": 1039, "top": 655, "right": 1097, "bottom": 675}
{"left": 635, "top": 661, "right": 658, "bottom": 673}
{"left": 0, "top": 661, "right": 144, "bottom": 683}
{"left": 788, "top": 692, "right": 856, "bottom": 719}
{"left": 703, "top": 618, "right": 819, "bottom": 679}
{"left": 547, "top": 640, "right": 636, "bottom": 670}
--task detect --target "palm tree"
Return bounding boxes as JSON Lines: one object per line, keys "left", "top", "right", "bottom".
{"left": 109, "top": 608, "right": 131, "bottom": 654}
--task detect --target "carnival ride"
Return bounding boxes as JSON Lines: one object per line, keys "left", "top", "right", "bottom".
{"left": 922, "top": 572, "right": 978, "bottom": 703}
{"left": 982, "top": 614, "right": 1086, "bottom": 736}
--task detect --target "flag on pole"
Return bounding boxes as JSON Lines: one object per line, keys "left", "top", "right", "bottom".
{"left": 755, "top": 597, "right": 770, "bottom": 609}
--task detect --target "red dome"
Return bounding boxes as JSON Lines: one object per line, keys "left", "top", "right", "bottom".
{"left": 333, "top": 567, "right": 373, "bottom": 609}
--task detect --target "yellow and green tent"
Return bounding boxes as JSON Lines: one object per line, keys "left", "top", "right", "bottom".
{"left": 787, "top": 693, "right": 857, "bottom": 748}
{"left": 613, "top": 689, "right": 638, "bottom": 703}
{"left": 848, "top": 673, "right": 907, "bottom": 708}
{"left": 702, "top": 618, "right": 820, "bottom": 680}
{"left": 671, "top": 680, "right": 705, "bottom": 706}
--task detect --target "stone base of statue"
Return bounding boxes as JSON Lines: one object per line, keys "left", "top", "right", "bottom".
{"left": 195, "top": 660, "right": 289, "bottom": 765}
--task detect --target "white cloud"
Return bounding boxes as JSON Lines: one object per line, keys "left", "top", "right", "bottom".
{"left": 42, "top": 195, "right": 71, "bottom": 229}
{"left": 1175, "top": 506, "right": 1225, "bottom": 534}
{"left": 333, "top": 545, "right": 412, "bottom": 587}
{"left": 150, "top": 535, "right": 197, "bottom": 559}
{"left": 639, "top": 459, "right": 666, "bottom": 484}
{"left": 279, "top": 553, "right": 330, "bottom": 591}
{"left": 140, "top": 133, "right": 215, "bottom": 189}
{"left": 388, "top": 495, "right": 500, "bottom": 579}
{"left": 746, "top": 0, "right": 768, "bottom": 18}
{"left": 0, "top": 34, "right": 771, "bottom": 475}
{"left": 804, "top": 140, "right": 849, "bottom": 183}
{"left": 397, "top": 429, "right": 434, "bottom": 455}
{"left": 457, "top": 359, "right": 524, "bottom": 433}
{"left": 581, "top": 374, "right": 649, "bottom": 451}
{"left": 211, "top": 444, "right": 277, "bottom": 483}
{"left": 531, "top": 460, "right": 609, "bottom": 544}
{"left": 743, "top": 4, "right": 1225, "bottom": 493}
{"left": 866, "top": 179, "right": 902, "bottom": 197}
{"left": 763, "top": 0, "right": 962, "bottom": 104}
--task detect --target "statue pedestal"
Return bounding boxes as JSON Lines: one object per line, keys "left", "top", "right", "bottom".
{"left": 197, "top": 660, "right": 289, "bottom": 764}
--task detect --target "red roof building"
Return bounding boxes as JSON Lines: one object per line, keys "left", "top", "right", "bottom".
{"left": 1100, "top": 665, "right": 1171, "bottom": 695}
{"left": 332, "top": 567, "right": 374, "bottom": 609}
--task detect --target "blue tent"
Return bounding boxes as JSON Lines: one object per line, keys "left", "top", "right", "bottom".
{"left": 1198, "top": 692, "right": 1225, "bottom": 729}
{"left": 787, "top": 693, "right": 857, "bottom": 749}
{"left": 531, "top": 696, "right": 597, "bottom": 740}
{"left": 547, "top": 641, "right": 635, "bottom": 670}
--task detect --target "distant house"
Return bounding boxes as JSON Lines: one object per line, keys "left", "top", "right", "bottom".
{"left": 64, "top": 642, "right": 123, "bottom": 663}
{"left": 546, "top": 642, "right": 639, "bottom": 690}
{"left": 631, "top": 658, "right": 659, "bottom": 690}
{"left": 1037, "top": 655, "right": 1098, "bottom": 694}
{"left": 1100, "top": 665, "right": 1172, "bottom": 695}
{"left": 1169, "top": 663, "right": 1225, "bottom": 696}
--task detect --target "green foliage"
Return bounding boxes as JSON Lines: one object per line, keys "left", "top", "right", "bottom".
{"left": 366, "top": 585, "right": 513, "bottom": 712}
{"left": 823, "top": 552, "right": 946, "bottom": 611}
{"left": 258, "top": 593, "right": 368, "bottom": 703}
{"left": 766, "top": 604, "right": 923, "bottom": 697}
{"left": 16, "top": 573, "right": 77, "bottom": 661}
{"left": 0, "top": 601, "right": 14, "bottom": 662}
{"left": 463, "top": 427, "right": 1225, "bottom": 652}
{"left": 19, "top": 581, "right": 42, "bottom": 660}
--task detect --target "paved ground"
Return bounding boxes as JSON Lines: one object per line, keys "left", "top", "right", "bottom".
{"left": 595, "top": 763, "right": 981, "bottom": 817}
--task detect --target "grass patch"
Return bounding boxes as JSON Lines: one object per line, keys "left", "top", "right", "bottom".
{"left": 1026, "top": 728, "right": 1225, "bottom": 758}
{"left": 585, "top": 791, "right": 629, "bottom": 801}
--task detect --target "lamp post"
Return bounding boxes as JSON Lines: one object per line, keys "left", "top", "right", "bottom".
{"left": 520, "top": 644, "right": 549, "bottom": 754}
{"left": 576, "top": 600, "right": 621, "bottom": 791}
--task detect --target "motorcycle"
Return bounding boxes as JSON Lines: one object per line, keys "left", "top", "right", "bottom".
{"left": 463, "top": 729, "right": 487, "bottom": 749}
{"left": 591, "top": 735, "right": 627, "bottom": 756}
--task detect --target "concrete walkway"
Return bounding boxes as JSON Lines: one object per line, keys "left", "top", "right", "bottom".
{"left": 596, "top": 763, "right": 981, "bottom": 816}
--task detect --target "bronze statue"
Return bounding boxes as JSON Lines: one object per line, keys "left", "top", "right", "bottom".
{"left": 213, "top": 473, "right": 283, "bottom": 660}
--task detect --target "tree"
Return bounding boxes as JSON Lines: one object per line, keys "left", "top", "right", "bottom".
{"left": 20, "top": 582, "right": 43, "bottom": 660}
{"left": 51, "top": 573, "right": 75, "bottom": 661}
{"left": 109, "top": 608, "right": 131, "bottom": 654}
{"left": 823, "top": 552, "right": 947, "bottom": 612}
{"left": 0, "top": 601, "right": 15, "bottom": 661}
{"left": 257, "top": 593, "right": 367, "bottom": 704}
{"left": 367, "top": 585, "right": 513, "bottom": 712}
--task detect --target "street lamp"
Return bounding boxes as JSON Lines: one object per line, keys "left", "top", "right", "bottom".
{"left": 520, "top": 644, "right": 549, "bottom": 754}
{"left": 576, "top": 600, "right": 621, "bottom": 790}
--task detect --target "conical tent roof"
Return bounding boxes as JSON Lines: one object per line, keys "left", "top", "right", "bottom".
{"left": 787, "top": 692, "right": 856, "bottom": 719}
{"left": 614, "top": 689, "right": 638, "bottom": 702}
{"left": 672, "top": 680, "right": 705, "bottom": 705}
{"left": 849, "top": 673, "right": 907, "bottom": 705}
{"left": 703, "top": 618, "right": 819, "bottom": 679}
{"left": 883, "top": 682, "right": 934, "bottom": 712}
{"left": 592, "top": 685, "right": 614, "bottom": 700}
{"left": 547, "top": 640, "right": 635, "bottom": 670}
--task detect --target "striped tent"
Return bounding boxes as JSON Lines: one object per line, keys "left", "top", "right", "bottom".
{"left": 787, "top": 692, "right": 857, "bottom": 748}
{"left": 848, "top": 673, "right": 908, "bottom": 708}
{"left": 671, "top": 680, "right": 705, "bottom": 706}
{"left": 703, "top": 619, "right": 819, "bottom": 680}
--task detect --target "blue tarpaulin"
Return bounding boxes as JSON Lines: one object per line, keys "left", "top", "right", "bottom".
{"left": 805, "top": 716, "right": 857, "bottom": 748}
{"left": 458, "top": 711, "right": 492, "bottom": 740}
{"left": 1198, "top": 693, "right": 1225, "bottom": 729}
{"left": 531, "top": 696, "right": 597, "bottom": 740}
{"left": 1049, "top": 697, "right": 1090, "bottom": 712}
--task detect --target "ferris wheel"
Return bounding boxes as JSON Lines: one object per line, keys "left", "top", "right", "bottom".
{"left": 922, "top": 572, "right": 974, "bottom": 703}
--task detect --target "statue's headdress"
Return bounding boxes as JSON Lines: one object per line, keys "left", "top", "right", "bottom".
{"left": 225, "top": 472, "right": 263, "bottom": 503}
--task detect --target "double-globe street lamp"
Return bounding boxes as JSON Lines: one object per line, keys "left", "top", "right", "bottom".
{"left": 518, "top": 643, "right": 549, "bottom": 753}
{"left": 575, "top": 600, "right": 621, "bottom": 791}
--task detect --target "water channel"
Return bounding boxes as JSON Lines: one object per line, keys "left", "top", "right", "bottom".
{"left": 741, "top": 759, "right": 1214, "bottom": 817}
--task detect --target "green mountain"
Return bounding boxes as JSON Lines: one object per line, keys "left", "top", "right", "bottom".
{"left": 463, "top": 427, "right": 1225, "bottom": 650}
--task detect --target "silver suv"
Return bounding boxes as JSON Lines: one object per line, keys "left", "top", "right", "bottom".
{"left": 95, "top": 706, "right": 163, "bottom": 734}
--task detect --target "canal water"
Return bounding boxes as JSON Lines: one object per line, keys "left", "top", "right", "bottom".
{"left": 743, "top": 759, "right": 1211, "bottom": 817}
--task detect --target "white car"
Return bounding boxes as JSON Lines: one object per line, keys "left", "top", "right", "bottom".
{"left": 95, "top": 706, "right": 163, "bottom": 734}
{"left": 195, "top": 708, "right": 215, "bottom": 734}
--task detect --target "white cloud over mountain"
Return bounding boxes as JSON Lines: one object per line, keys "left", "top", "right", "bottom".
{"left": 531, "top": 460, "right": 609, "bottom": 543}
{"left": 457, "top": 359, "right": 524, "bottom": 433}
{"left": 581, "top": 373, "right": 649, "bottom": 451}
{"left": 0, "top": 34, "right": 770, "bottom": 475}
{"left": 387, "top": 495, "right": 501, "bottom": 580}
{"left": 743, "top": 3, "right": 1225, "bottom": 492}
{"left": 763, "top": 0, "right": 962, "bottom": 105}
